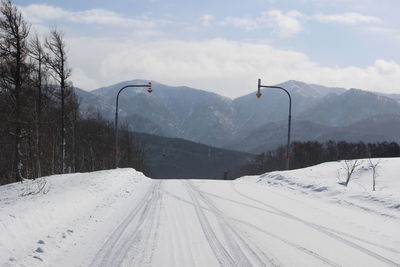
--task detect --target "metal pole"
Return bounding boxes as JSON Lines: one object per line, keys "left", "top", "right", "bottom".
{"left": 257, "top": 79, "right": 292, "bottom": 170}
{"left": 286, "top": 93, "right": 292, "bottom": 170}
{"left": 114, "top": 92, "right": 120, "bottom": 169}
{"left": 114, "top": 83, "right": 152, "bottom": 168}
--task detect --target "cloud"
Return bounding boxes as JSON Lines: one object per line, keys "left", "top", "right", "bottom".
{"left": 301, "top": 0, "right": 380, "bottom": 8}
{"left": 221, "top": 16, "right": 259, "bottom": 31}
{"left": 72, "top": 68, "right": 101, "bottom": 89}
{"left": 20, "top": 4, "right": 160, "bottom": 28}
{"left": 365, "top": 26, "right": 400, "bottom": 40}
{"left": 67, "top": 37, "right": 400, "bottom": 98}
{"left": 265, "top": 10, "right": 303, "bottom": 37}
{"left": 220, "top": 10, "right": 303, "bottom": 37}
{"left": 314, "top": 12, "right": 381, "bottom": 24}
{"left": 201, "top": 14, "right": 214, "bottom": 27}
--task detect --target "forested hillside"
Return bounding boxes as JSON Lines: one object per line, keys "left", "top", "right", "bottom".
{"left": 241, "top": 140, "right": 400, "bottom": 175}
{"left": 0, "top": 1, "right": 145, "bottom": 184}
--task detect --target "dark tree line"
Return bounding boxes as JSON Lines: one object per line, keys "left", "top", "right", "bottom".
{"left": 240, "top": 140, "right": 400, "bottom": 176}
{"left": 0, "top": 1, "right": 146, "bottom": 185}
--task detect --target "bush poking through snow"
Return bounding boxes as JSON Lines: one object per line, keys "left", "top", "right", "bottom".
{"left": 20, "top": 178, "right": 49, "bottom": 196}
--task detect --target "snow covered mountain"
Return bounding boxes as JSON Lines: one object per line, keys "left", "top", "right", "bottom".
{"left": 299, "top": 88, "right": 400, "bottom": 126}
{"left": 77, "top": 80, "right": 400, "bottom": 153}
{"left": 231, "top": 80, "right": 345, "bottom": 139}
{"left": 88, "top": 80, "right": 236, "bottom": 147}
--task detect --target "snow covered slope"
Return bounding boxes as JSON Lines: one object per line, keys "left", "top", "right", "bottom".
{"left": 0, "top": 169, "right": 152, "bottom": 266}
{"left": 1, "top": 159, "right": 399, "bottom": 266}
{"left": 240, "top": 157, "right": 400, "bottom": 217}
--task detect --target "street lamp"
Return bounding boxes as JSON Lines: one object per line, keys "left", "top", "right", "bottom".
{"left": 257, "top": 78, "right": 292, "bottom": 170}
{"left": 114, "top": 82, "right": 152, "bottom": 168}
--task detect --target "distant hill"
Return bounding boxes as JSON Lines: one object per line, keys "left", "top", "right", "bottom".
{"left": 229, "top": 116, "right": 400, "bottom": 153}
{"left": 318, "top": 114, "right": 400, "bottom": 143}
{"left": 226, "top": 120, "right": 330, "bottom": 153}
{"left": 75, "top": 87, "right": 115, "bottom": 117}
{"left": 134, "top": 132, "right": 255, "bottom": 179}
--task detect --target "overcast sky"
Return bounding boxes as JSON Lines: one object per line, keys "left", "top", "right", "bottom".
{"left": 12, "top": 0, "right": 400, "bottom": 98}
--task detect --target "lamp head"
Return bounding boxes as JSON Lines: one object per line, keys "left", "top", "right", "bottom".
{"left": 256, "top": 78, "right": 262, "bottom": 99}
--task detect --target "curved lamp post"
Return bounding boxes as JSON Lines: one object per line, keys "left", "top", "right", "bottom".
{"left": 114, "top": 82, "right": 152, "bottom": 168}
{"left": 257, "top": 79, "right": 292, "bottom": 170}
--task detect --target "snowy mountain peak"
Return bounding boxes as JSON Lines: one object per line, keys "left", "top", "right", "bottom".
{"left": 277, "top": 80, "right": 346, "bottom": 98}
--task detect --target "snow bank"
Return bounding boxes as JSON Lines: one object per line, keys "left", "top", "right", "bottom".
{"left": 239, "top": 158, "right": 400, "bottom": 216}
{"left": 0, "top": 168, "right": 151, "bottom": 266}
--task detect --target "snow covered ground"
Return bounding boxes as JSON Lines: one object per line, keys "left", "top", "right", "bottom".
{"left": 0, "top": 158, "right": 399, "bottom": 266}
{"left": 242, "top": 157, "right": 400, "bottom": 218}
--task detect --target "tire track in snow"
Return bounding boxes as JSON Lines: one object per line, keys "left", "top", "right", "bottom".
{"left": 232, "top": 182, "right": 400, "bottom": 266}
{"left": 90, "top": 181, "right": 162, "bottom": 267}
{"left": 203, "top": 190, "right": 400, "bottom": 255}
{"left": 183, "top": 181, "right": 237, "bottom": 267}
{"left": 130, "top": 181, "right": 162, "bottom": 266}
{"left": 261, "top": 187, "right": 400, "bottom": 254}
{"left": 187, "top": 181, "right": 280, "bottom": 267}
{"left": 320, "top": 227, "right": 400, "bottom": 255}
{"left": 231, "top": 218, "right": 341, "bottom": 267}
{"left": 167, "top": 187, "right": 197, "bottom": 267}
{"left": 166, "top": 186, "right": 340, "bottom": 266}
{"left": 90, "top": 181, "right": 157, "bottom": 266}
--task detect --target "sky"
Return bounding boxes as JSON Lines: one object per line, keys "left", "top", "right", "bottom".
{"left": 12, "top": 0, "right": 400, "bottom": 98}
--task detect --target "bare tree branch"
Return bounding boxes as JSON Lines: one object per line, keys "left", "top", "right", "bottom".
{"left": 341, "top": 159, "right": 363, "bottom": 187}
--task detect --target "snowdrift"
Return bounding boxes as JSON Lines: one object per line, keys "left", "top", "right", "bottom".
{"left": 0, "top": 168, "right": 151, "bottom": 266}
{"left": 239, "top": 157, "right": 400, "bottom": 216}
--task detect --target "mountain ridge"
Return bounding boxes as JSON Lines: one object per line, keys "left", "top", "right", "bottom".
{"left": 76, "top": 79, "right": 400, "bottom": 154}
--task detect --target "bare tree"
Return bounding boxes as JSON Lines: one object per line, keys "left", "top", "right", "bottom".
{"left": 341, "top": 159, "right": 363, "bottom": 187}
{"left": 0, "top": 2, "right": 148, "bottom": 185}
{"left": 29, "top": 34, "right": 49, "bottom": 177}
{"left": 368, "top": 158, "right": 380, "bottom": 191}
{"left": 0, "top": 0, "right": 31, "bottom": 182}
{"left": 64, "top": 88, "right": 79, "bottom": 172}
{"left": 45, "top": 29, "right": 71, "bottom": 173}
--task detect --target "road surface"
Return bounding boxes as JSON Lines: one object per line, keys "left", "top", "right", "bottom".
{"left": 81, "top": 179, "right": 400, "bottom": 267}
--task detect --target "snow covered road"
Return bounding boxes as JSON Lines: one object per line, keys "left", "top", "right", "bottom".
{"left": 1, "top": 164, "right": 400, "bottom": 266}
{"left": 73, "top": 179, "right": 400, "bottom": 267}
{"left": 150, "top": 179, "right": 399, "bottom": 267}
